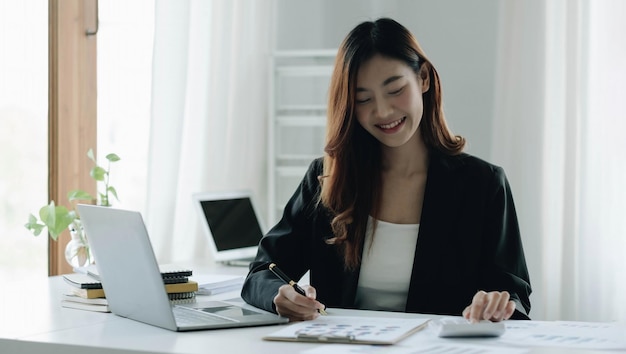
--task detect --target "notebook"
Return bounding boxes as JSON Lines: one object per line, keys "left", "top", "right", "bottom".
{"left": 192, "top": 190, "right": 266, "bottom": 266}
{"left": 77, "top": 204, "right": 288, "bottom": 331}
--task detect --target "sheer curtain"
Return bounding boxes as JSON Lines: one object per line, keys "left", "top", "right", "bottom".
{"left": 145, "top": 0, "right": 272, "bottom": 264}
{"left": 493, "top": 0, "right": 626, "bottom": 322}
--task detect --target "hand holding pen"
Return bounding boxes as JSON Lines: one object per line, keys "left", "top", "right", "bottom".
{"left": 269, "top": 263, "right": 327, "bottom": 321}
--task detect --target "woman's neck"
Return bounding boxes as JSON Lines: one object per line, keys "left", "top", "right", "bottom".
{"left": 381, "top": 132, "right": 429, "bottom": 177}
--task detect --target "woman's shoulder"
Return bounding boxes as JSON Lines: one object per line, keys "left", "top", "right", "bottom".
{"left": 432, "top": 151, "right": 506, "bottom": 179}
{"left": 305, "top": 157, "right": 324, "bottom": 176}
{"left": 297, "top": 157, "right": 324, "bottom": 192}
{"left": 311, "top": 156, "right": 324, "bottom": 169}
{"left": 430, "top": 152, "right": 513, "bottom": 195}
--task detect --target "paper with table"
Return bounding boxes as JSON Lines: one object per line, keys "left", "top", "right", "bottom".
{"left": 300, "top": 316, "right": 626, "bottom": 353}
{"left": 499, "top": 320, "right": 626, "bottom": 350}
{"left": 303, "top": 342, "right": 529, "bottom": 354}
{"left": 263, "top": 316, "right": 430, "bottom": 345}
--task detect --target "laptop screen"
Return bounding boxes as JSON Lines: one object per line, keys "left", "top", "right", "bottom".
{"left": 198, "top": 197, "right": 263, "bottom": 251}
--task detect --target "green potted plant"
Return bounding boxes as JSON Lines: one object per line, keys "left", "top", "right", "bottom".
{"left": 25, "top": 148, "right": 121, "bottom": 267}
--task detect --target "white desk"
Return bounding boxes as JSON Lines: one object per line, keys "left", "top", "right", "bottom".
{"left": 0, "top": 268, "right": 619, "bottom": 354}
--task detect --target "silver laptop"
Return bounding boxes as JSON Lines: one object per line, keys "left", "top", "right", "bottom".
{"left": 77, "top": 204, "right": 288, "bottom": 331}
{"left": 192, "top": 190, "right": 265, "bottom": 266}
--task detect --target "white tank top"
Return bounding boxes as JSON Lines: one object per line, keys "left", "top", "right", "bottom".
{"left": 354, "top": 216, "right": 419, "bottom": 312}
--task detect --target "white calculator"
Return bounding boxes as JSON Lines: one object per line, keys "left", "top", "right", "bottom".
{"left": 437, "top": 319, "right": 506, "bottom": 338}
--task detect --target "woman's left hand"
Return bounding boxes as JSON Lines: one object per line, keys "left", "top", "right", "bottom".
{"left": 462, "top": 290, "right": 516, "bottom": 323}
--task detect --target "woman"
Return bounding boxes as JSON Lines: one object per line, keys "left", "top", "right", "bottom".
{"left": 242, "top": 18, "right": 531, "bottom": 323}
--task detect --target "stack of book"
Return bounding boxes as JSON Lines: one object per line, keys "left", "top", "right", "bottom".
{"left": 62, "top": 272, "right": 109, "bottom": 312}
{"left": 61, "top": 264, "right": 198, "bottom": 312}
{"left": 61, "top": 291, "right": 110, "bottom": 313}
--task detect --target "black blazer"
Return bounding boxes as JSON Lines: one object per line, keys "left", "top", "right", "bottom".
{"left": 241, "top": 151, "right": 532, "bottom": 319}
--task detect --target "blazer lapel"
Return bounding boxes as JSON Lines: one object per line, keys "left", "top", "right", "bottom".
{"left": 405, "top": 151, "right": 460, "bottom": 312}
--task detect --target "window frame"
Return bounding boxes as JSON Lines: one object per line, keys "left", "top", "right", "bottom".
{"left": 48, "top": 0, "right": 98, "bottom": 276}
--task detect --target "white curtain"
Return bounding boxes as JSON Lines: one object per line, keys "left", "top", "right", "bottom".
{"left": 145, "top": 0, "right": 272, "bottom": 264}
{"left": 493, "top": 0, "right": 626, "bottom": 322}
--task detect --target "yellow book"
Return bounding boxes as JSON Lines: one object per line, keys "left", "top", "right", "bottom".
{"left": 164, "top": 280, "right": 198, "bottom": 293}
{"left": 70, "top": 287, "right": 105, "bottom": 299}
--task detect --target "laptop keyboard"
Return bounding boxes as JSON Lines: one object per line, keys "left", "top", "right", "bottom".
{"left": 173, "top": 306, "right": 235, "bottom": 325}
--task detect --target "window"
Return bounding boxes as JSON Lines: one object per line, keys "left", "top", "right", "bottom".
{"left": 0, "top": 1, "right": 48, "bottom": 281}
{"left": 1, "top": 0, "right": 155, "bottom": 279}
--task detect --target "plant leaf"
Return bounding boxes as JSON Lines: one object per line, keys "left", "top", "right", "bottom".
{"left": 108, "top": 186, "right": 119, "bottom": 202}
{"left": 87, "top": 148, "right": 96, "bottom": 163}
{"left": 24, "top": 214, "right": 45, "bottom": 236}
{"left": 50, "top": 209, "right": 76, "bottom": 239}
{"left": 32, "top": 224, "right": 45, "bottom": 236}
{"left": 90, "top": 166, "right": 106, "bottom": 181}
{"left": 39, "top": 201, "right": 57, "bottom": 230}
{"left": 38, "top": 202, "right": 75, "bottom": 240}
{"left": 99, "top": 192, "right": 109, "bottom": 206}
{"left": 106, "top": 153, "right": 121, "bottom": 162}
{"left": 68, "top": 189, "right": 94, "bottom": 202}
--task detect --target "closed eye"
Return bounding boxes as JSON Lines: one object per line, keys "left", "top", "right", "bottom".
{"left": 389, "top": 86, "right": 405, "bottom": 95}
{"left": 355, "top": 97, "right": 370, "bottom": 104}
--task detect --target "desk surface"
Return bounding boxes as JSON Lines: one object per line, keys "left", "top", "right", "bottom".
{"left": 0, "top": 264, "right": 621, "bottom": 354}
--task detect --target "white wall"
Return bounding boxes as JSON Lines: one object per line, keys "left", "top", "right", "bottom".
{"left": 274, "top": 0, "right": 500, "bottom": 160}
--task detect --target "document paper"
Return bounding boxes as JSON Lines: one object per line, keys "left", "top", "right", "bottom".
{"left": 263, "top": 316, "right": 430, "bottom": 345}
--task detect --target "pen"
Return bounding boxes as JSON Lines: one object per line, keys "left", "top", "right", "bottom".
{"left": 269, "top": 263, "right": 327, "bottom": 315}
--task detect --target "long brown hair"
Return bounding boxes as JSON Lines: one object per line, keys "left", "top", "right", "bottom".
{"left": 320, "top": 18, "right": 465, "bottom": 270}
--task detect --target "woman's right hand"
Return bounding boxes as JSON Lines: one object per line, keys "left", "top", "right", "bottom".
{"left": 273, "top": 284, "right": 326, "bottom": 321}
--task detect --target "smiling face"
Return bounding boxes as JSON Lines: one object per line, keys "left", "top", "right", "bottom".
{"left": 354, "top": 54, "right": 429, "bottom": 149}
